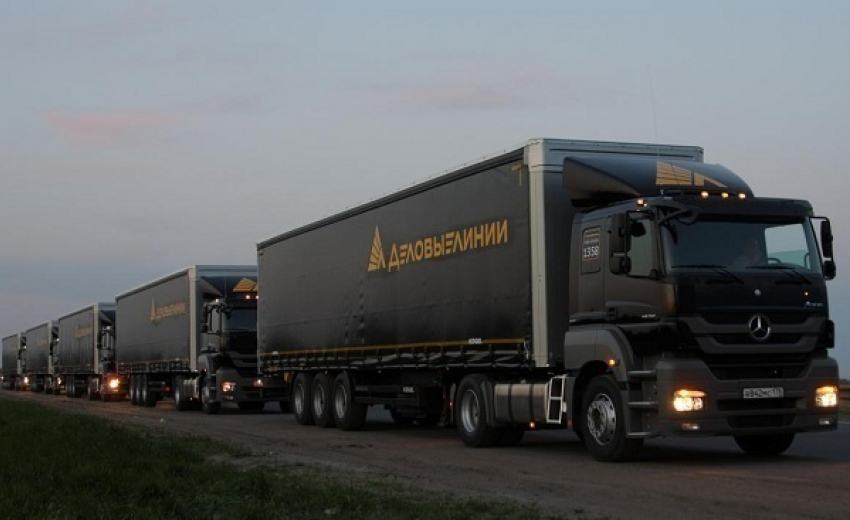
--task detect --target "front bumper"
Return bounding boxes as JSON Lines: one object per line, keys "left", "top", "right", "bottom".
{"left": 653, "top": 355, "right": 839, "bottom": 437}
{"left": 216, "top": 372, "right": 288, "bottom": 403}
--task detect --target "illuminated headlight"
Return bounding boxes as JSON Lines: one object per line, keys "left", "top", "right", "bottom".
{"left": 815, "top": 386, "right": 838, "bottom": 408}
{"left": 253, "top": 379, "right": 264, "bottom": 388}
{"left": 673, "top": 389, "right": 705, "bottom": 412}
{"left": 108, "top": 378, "right": 120, "bottom": 390}
{"left": 23, "top": 376, "right": 30, "bottom": 385}
{"left": 221, "top": 381, "right": 236, "bottom": 393}
{"left": 56, "top": 377, "right": 62, "bottom": 385}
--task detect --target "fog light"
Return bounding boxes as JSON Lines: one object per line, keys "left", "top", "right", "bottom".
{"left": 253, "top": 379, "right": 264, "bottom": 388}
{"left": 681, "top": 423, "right": 701, "bottom": 431}
{"left": 815, "top": 386, "right": 838, "bottom": 408}
{"left": 221, "top": 381, "right": 236, "bottom": 393}
{"left": 23, "top": 376, "right": 30, "bottom": 385}
{"left": 819, "top": 418, "right": 834, "bottom": 426}
{"left": 673, "top": 389, "right": 705, "bottom": 412}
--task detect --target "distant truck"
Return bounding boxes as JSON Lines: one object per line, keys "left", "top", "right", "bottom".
{"left": 2, "top": 333, "right": 25, "bottom": 390}
{"left": 116, "top": 265, "right": 286, "bottom": 413}
{"left": 258, "top": 138, "right": 838, "bottom": 461}
{"left": 56, "top": 303, "right": 119, "bottom": 400}
{"left": 23, "top": 322, "right": 58, "bottom": 393}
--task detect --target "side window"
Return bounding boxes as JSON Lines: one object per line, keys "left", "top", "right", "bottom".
{"left": 628, "top": 220, "right": 655, "bottom": 277}
{"left": 581, "top": 227, "right": 602, "bottom": 274}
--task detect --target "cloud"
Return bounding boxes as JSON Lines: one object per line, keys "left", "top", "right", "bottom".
{"left": 44, "top": 111, "right": 184, "bottom": 147}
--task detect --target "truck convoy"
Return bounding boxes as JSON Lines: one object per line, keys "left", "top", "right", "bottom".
{"left": 2, "top": 333, "right": 25, "bottom": 390}
{"left": 56, "top": 303, "right": 118, "bottom": 400}
{"left": 23, "top": 321, "right": 57, "bottom": 393}
{"left": 257, "top": 138, "right": 839, "bottom": 461}
{"left": 117, "top": 265, "right": 286, "bottom": 413}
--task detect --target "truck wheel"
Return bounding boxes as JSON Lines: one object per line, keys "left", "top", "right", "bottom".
{"left": 734, "top": 434, "right": 795, "bottom": 456}
{"left": 141, "top": 376, "right": 158, "bottom": 408}
{"left": 90, "top": 379, "right": 102, "bottom": 401}
{"left": 581, "top": 375, "right": 642, "bottom": 462}
{"left": 200, "top": 381, "right": 220, "bottom": 414}
{"left": 311, "top": 372, "right": 336, "bottom": 428}
{"left": 129, "top": 376, "right": 139, "bottom": 405}
{"left": 174, "top": 376, "right": 191, "bottom": 412}
{"left": 455, "top": 374, "right": 503, "bottom": 447}
{"left": 292, "top": 372, "right": 315, "bottom": 425}
{"left": 333, "top": 372, "right": 367, "bottom": 431}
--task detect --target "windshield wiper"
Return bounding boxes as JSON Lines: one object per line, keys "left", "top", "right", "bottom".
{"left": 747, "top": 264, "right": 812, "bottom": 285}
{"left": 671, "top": 264, "right": 744, "bottom": 284}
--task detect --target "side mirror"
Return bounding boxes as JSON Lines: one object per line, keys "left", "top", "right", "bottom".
{"left": 610, "top": 214, "right": 630, "bottom": 254}
{"left": 821, "top": 219, "right": 834, "bottom": 259}
{"left": 824, "top": 260, "right": 836, "bottom": 279}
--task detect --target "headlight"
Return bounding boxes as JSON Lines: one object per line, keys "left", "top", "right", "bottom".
{"left": 56, "top": 377, "right": 62, "bottom": 385}
{"left": 221, "top": 381, "right": 236, "bottom": 393}
{"left": 815, "top": 386, "right": 838, "bottom": 408}
{"left": 23, "top": 376, "right": 30, "bottom": 385}
{"left": 673, "top": 389, "right": 705, "bottom": 412}
{"left": 108, "top": 378, "right": 120, "bottom": 390}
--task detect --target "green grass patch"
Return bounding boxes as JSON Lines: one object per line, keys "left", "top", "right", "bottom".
{"left": 0, "top": 399, "right": 570, "bottom": 519}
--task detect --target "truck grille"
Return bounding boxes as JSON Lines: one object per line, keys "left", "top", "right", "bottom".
{"left": 701, "top": 353, "right": 809, "bottom": 380}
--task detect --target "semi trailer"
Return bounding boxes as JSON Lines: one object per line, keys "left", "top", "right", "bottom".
{"left": 23, "top": 322, "right": 57, "bottom": 393}
{"left": 116, "top": 265, "right": 286, "bottom": 413}
{"left": 56, "top": 303, "right": 120, "bottom": 400}
{"left": 258, "top": 137, "right": 838, "bottom": 461}
{"left": 1, "top": 333, "right": 25, "bottom": 390}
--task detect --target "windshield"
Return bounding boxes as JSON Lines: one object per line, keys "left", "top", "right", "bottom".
{"left": 660, "top": 216, "right": 822, "bottom": 274}
{"left": 223, "top": 307, "right": 257, "bottom": 332}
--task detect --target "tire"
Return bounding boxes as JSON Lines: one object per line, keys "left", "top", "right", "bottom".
{"left": 130, "top": 375, "right": 139, "bottom": 406}
{"left": 200, "top": 379, "right": 220, "bottom": 414}
{"left": 311, "top": 372, "right": 336, "bottom": 428}
{"left": 455, "top": 374, "right": 503, "bottom": 448}
{"left": 734, "top": 433, "right": 795, "bottom": 457}
{"left": 333, "top": 372, "right": 367, "bottom": 431}
{"left": 499, "top": 426, "right": 526, "bottom": 447}
{"left": 292, "top": 372, "right": 315, "bottom": 425}
{"left": 91, "top": 380, "right": 102, "bottom": 401}
{"left": 141, "top": 376, "right": 157, "bottom": 408}
{"left": 174, "top": 375, "right": 191, "bottom": 412}
{"left": 581, "top": 375, "right": 642, "bottom": 462}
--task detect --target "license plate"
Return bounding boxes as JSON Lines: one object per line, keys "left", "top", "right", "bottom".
{"left": 743, "top": 387, "right": 784, "bottom": 399}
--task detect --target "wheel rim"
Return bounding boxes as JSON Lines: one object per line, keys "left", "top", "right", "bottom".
{"left": 586, "top": 392, "right": 617, "bottom": 446}
{"left": 334, "top": 383, "right": 348, "bottom": 419}
{"left": 294, "top": 380, "right": 306, "bottom": 415}
{"left": 313, "top": 383, "right": 326, "bottom": 416}
{"left": 460, "top": 389, "right": 480, "bottom": 434}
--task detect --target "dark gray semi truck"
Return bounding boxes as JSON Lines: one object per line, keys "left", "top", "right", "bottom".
{"left": 116, "top": 265, "right": 286, "bottom": 413}
{"left": 56, "top": 303, "right": 119, "bottom": 400}
{"left": 2, "top": 333, "right": 25, "bottom": 390}
{"left": 23, "top": 322, "right": 58, "bottom": 393}
{"left": 257, "top": 138, "right": 838, "bottom": 461}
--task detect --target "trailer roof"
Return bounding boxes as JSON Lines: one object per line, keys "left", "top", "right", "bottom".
{"left": 57, "top": 302, "right": 116, "bottom": 321}
{"left": 115, "top": 265, "right": 257, "bottom": 300}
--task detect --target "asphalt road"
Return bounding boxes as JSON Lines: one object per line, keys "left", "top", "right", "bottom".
{"left": 3, "top": 390, "right": 849, "bottom": 519}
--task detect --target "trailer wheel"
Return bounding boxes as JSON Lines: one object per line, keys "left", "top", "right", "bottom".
{"left": 456, "top": 374, "right": 503, "bottom": 448}
{"left": 581, "top": 375, "right": 642, "bottom": 462}
{"left": 141, "top": 376, "right": 158, "bottom": 408}
{"left": 333, "top": 372, "right": 367, "bottom": 431}
{"left": 200, "top": 379, "right": 220, "bottom": 414}
{"left": 291, "top": 372, "right": 315, "bottom": 425}
{"left": 174, "top": 376, "right": 191, "bottom": 412}
{"left": 734, "top": 434, "right": 795, "bottom": 457}
{"left": 129, "top": 376, "right": 138, "bottom": 405}
{"left": 311, "top": 372, "right": 336, "bottom": 428}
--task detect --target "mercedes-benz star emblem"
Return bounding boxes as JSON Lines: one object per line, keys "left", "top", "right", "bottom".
{"left": 748, "top": 314, "right": 771, "bottom": 342}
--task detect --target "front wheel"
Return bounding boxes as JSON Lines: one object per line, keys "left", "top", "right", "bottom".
{"left": 734, "top": 433, "right": 795, "bottom": 456}
{"left": 200, "top": 380, "right": 220, "bottom": 414}
{"left": 174, "top": 376, "right": 191, "bottom": 412}
{"left": 581, "top": 375, "right": 642, "bottom": 462}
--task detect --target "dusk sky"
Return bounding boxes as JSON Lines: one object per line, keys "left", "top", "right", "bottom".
{"left": 2, "top": 1, "right": 849, "bottom": 372}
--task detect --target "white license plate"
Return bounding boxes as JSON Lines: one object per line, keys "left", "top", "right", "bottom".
{"left": 743, "top": 387, "right": 784, "bottom": 399}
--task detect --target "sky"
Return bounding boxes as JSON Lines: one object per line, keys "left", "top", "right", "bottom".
{"left": 2, "top": 1, "right": 849, "bottom": 372}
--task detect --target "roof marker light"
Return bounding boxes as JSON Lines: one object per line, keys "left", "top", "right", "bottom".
{"left": 700, "top": 191, "right": 710, "bottom": 199}
{"left": 738, "top": 193, "right": 747, "bottom": 200}
{"left": 721, "top": 192, "right": 730, "bottom": 199}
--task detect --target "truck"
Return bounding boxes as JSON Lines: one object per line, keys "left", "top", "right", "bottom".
{"left": 56, "top": 303, "right": 120, "bottom": 400}
{"left": 2, "top": 333, "right": 25, "bottom": 390}
{"left": 22, "top": 322, "right": 58, "bottom": 393}
{"left": 116, "top": 265, "right": 286, "bottom": 413}
{"left": 257, "top": 138, "right": 839, "bottom": 461}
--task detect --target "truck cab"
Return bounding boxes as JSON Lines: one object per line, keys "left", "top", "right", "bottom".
{"left": 564, "top": 156, "right": 838, "bottom": 459}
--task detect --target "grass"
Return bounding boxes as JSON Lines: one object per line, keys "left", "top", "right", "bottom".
{"left": 0, "top": 399, "right": 571, "bottom": 520}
